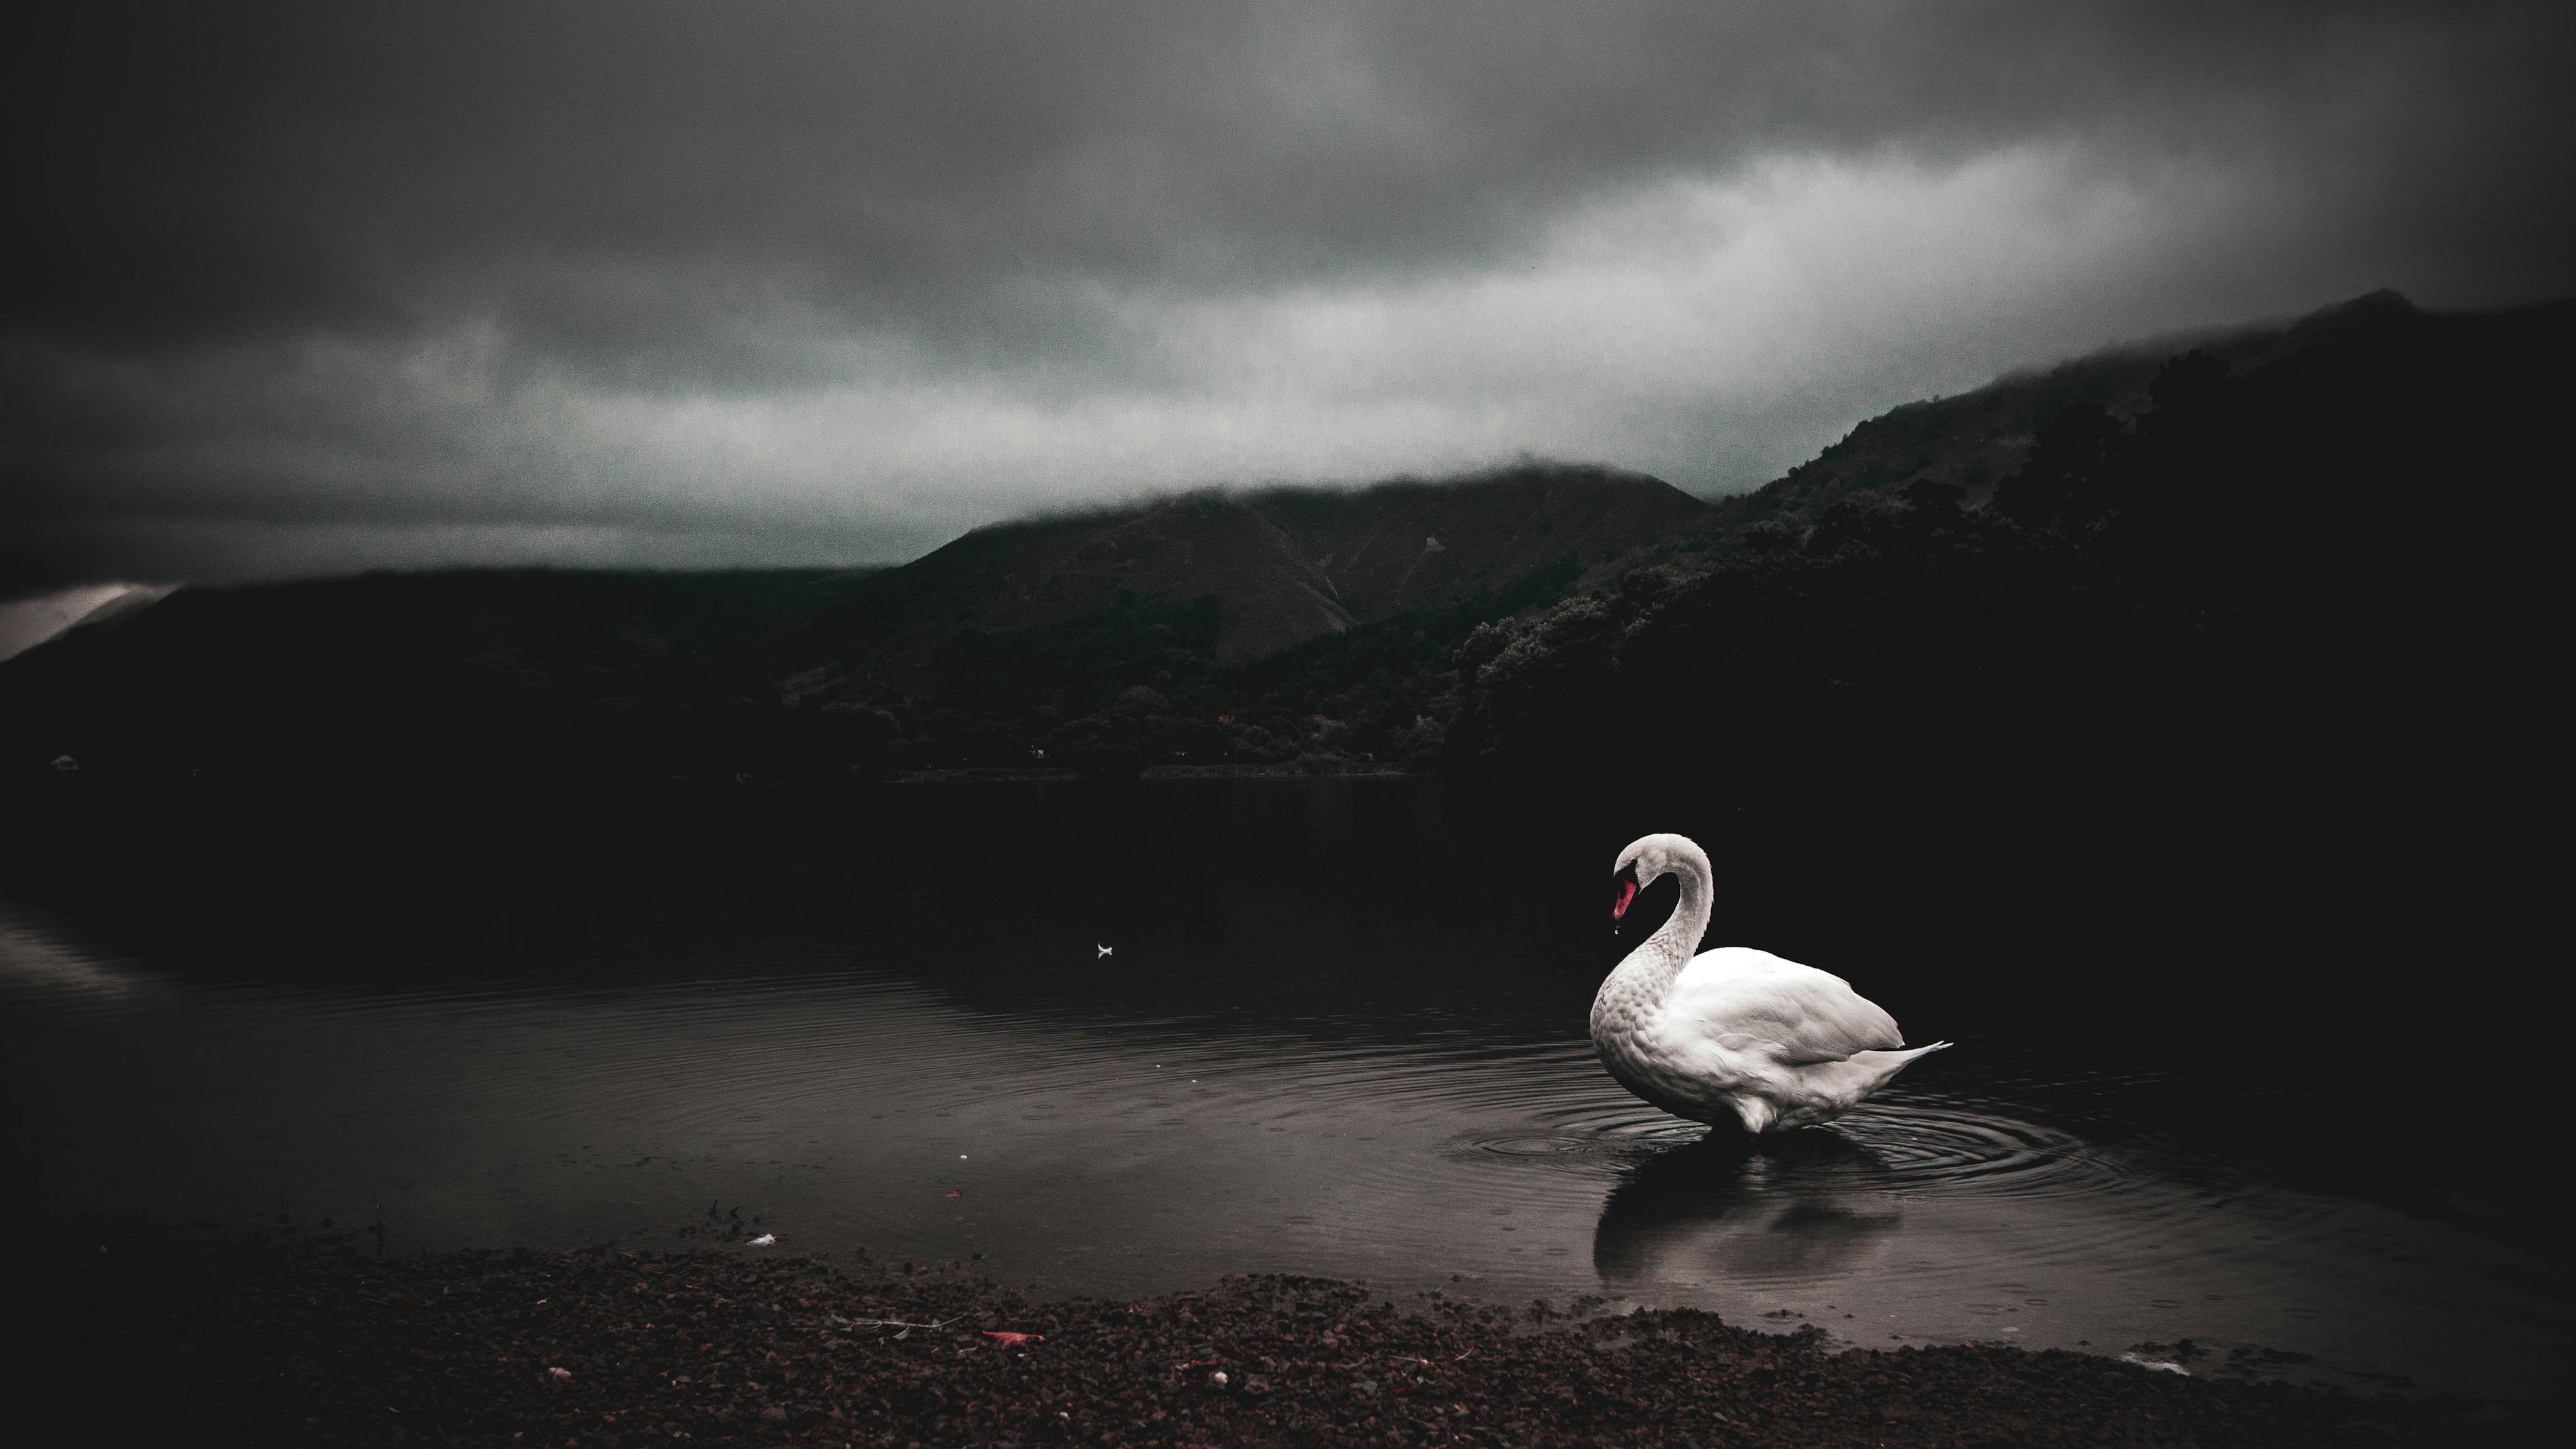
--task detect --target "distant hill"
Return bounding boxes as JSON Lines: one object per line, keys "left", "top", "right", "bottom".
{"left": 1628, "top": 288, "right": 2522, "bottom": 572}
{"left": 785, "top": 463, "right": 1704, "bottom": 676}
{"left": 0, "top": 465, "right": 1703, "bottom": 782}
{"left": 1455, "top": 288, "right": 2571, "bottom": 787}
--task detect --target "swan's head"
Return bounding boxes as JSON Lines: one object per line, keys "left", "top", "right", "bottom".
{"left": 1612, "top": 833, "right": 1704, "bottom": 920}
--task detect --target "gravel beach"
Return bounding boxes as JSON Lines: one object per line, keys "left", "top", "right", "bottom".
{"left": 22, "top": 1220, "right": 2553, "bottom": 1447}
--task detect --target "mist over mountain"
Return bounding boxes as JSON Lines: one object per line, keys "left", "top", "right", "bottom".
{"left": 4, "top": 292, "right": 2562, "bottom": 791}
{"left": 827, "top": 465, "right": 1702, "bottom": 666}
{"left": 0, "top": 463, "right": 1698, "bottom": 782}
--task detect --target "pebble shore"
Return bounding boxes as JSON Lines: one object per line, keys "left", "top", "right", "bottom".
{"left": 25, "top": 1221, "right": 2551, "bottom": 1446}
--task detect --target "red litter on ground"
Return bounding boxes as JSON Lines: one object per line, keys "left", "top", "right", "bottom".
{"left": 984, "top": 1332, "right": 1044, "bottom": 1346}
{"left": 943, "top": 1189, "right": 965, "bottom": 1198}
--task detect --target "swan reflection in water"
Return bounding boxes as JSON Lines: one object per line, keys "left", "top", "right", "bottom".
{"left": 1593, "top": 1127, "right": 1903, "bottom": 1287}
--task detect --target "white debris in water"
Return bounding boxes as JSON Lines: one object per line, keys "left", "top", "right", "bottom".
{"left": 2119, "top": 1352, "right": 2188, "bottom": 1375}
{"left": 746, "top": 1233, "right": 777, "bottom": 1247}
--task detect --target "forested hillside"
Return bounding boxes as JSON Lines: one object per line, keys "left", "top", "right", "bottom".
{"left": 1452, "top": 292, "right": 2566, "bottom": 790}
{"left": 0, "top": 466, "right": 1700, "bottom": 782}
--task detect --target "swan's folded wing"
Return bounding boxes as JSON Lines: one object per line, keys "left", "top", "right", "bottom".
{"left": 1672, "top": 954, "right": 1904, "bottom": 1065}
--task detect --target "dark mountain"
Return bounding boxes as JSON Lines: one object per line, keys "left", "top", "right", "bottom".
{"left": 776, "top": 463, "right": 1703, "bottom": 675}
{"left": 0, "top": 465, "right": 1702, "bottom": 782}
{"left": 1459, "top": 288, "right": 2571, "bottom": 786}
{"left": 1624, "top": 288, "right": 2491, "bottom": 573}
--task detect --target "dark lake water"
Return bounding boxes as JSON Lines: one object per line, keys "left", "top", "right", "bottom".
{"left": 3, "top": 778, "right": 2566, "bottom": 1399}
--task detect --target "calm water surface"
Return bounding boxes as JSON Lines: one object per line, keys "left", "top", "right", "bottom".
{"left": 2, "top": 779, "right": 2564, "bottom": 1398}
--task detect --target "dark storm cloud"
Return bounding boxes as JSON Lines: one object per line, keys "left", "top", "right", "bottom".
{"left": 6, "top": 1, "right": 2573, "bottom": 591}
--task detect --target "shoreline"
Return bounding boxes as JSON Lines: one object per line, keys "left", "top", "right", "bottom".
{"left": 26, "top": 1221, "right": 2553, "bottom": 1446}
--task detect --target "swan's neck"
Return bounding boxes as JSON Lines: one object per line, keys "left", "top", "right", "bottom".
{"left": 1610, "top": 851, "right": 1714, "bottom": 1005}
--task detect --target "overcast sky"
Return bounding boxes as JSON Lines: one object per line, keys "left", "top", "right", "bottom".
{"left": 5, "top": 1, "right": 2571, "bottom": 594}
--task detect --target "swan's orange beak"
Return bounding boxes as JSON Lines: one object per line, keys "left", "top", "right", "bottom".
{"left": 1613, "top": 877, "right": 1638, "bottom": 920}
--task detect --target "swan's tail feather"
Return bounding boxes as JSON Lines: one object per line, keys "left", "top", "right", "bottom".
{"left": 1850, "top": 1040, "right": 1951, "bottom": 1095}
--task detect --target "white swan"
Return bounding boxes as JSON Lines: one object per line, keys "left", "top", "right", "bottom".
{"left": 1591, "top": 833, "right": 1948, "bottom": 1133}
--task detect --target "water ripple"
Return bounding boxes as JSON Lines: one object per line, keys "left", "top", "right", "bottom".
{"left": 5, "top": 945, "right": 2568, "bottom": 1399}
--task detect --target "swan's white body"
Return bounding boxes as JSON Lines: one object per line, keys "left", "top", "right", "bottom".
{"left": 1591, "top": 833, "right": 1947, "bottom": 1133}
